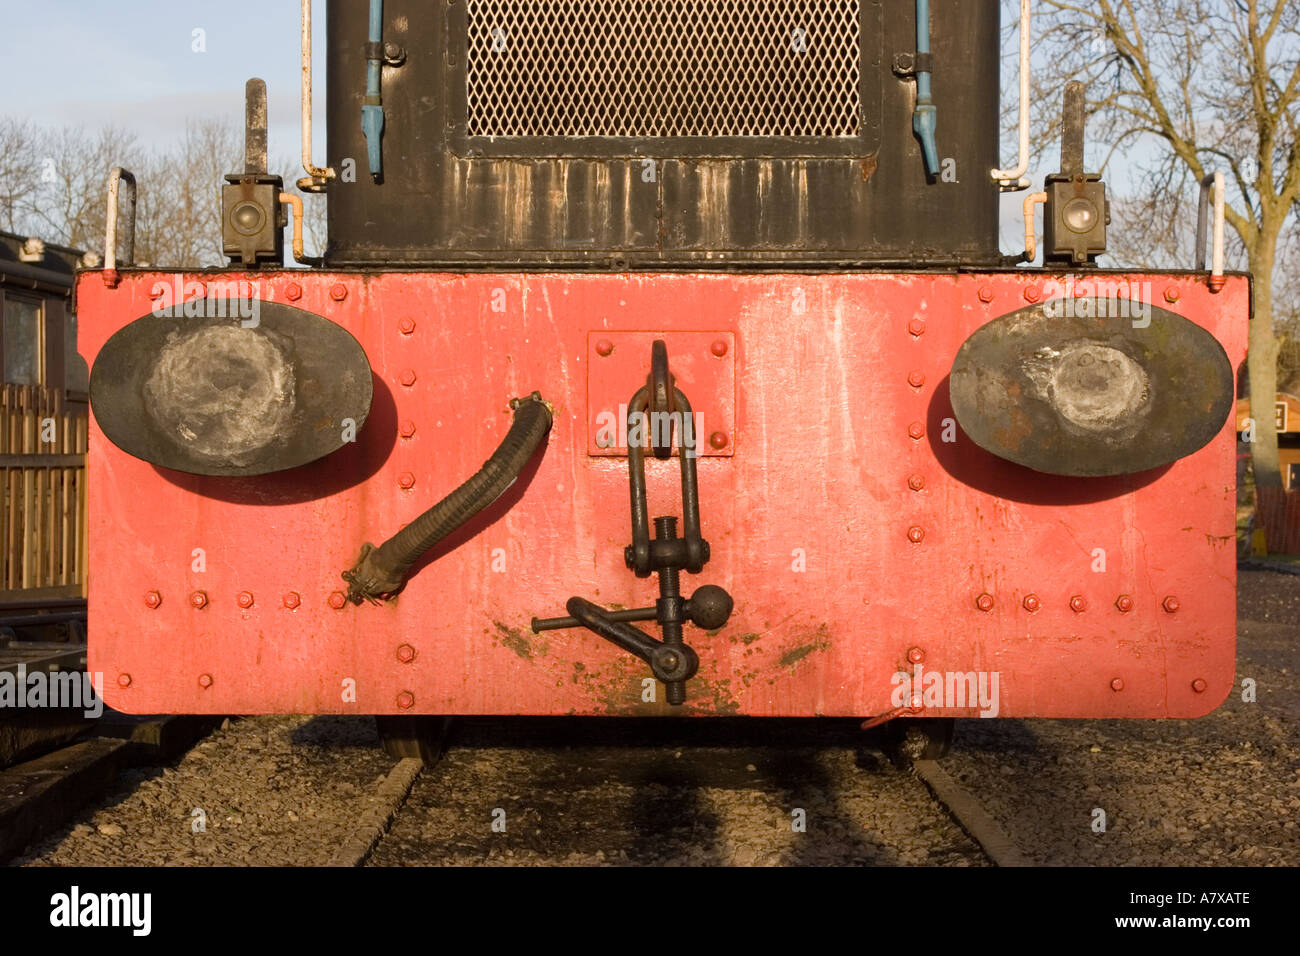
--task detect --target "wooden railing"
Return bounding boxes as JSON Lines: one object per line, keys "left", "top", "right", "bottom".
{"left": 0, "top": 385, "right": 88, "bottom": 604}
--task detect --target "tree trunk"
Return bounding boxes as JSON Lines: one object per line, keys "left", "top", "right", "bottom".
{"left": 1247, "top": 245, "right": 1283, "bottom": 488}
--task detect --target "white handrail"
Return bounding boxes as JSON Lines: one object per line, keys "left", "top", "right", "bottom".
{"left": 1196, "top": 171, "right": 1226, "bottom": 292}
{"left": 300, "top": 0, "right": 334, "bottom": 190}
{"left": 103, "top": 167, "right": 136, "bottom": 288}
{"left": 992, "top": 0, "right": 1032, "bottom": 189}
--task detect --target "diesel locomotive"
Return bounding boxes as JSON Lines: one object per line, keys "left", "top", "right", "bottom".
{"left": 79, "top": 0, "right": 1246, "bottom": 757}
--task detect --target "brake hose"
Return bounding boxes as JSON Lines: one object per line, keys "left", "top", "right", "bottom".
{"left": 342, "top": 392, "right": 553, "bottom": 603}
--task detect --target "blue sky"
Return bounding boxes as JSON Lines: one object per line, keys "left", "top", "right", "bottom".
{"left": 0, "top": 0, "right": 322, "bottom": 168}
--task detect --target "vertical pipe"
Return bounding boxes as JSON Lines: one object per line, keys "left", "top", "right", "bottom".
{"left": 361, "top": 0, "right": 386, "bottom": 179}
{"left": 912, "top": 0, "right": 939, "bottom": 176}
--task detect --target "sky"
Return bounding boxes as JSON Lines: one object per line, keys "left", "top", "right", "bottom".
{"left": 0, "top": 0, "right": 323, "bottom": 172}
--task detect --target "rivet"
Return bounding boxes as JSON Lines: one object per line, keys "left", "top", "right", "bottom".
{"left": 1110, "top": 678, "right": 1125, "bottom": 692}
{"left": 144, "top": 590, "right": 162, "bottom": 609}
{"left": 398, "top": 317, "right": 416, "bottom": 335}
{"left": 237, "top": 591, "right": 254, "bottom": 609}
{"left": 189, "top": 590, "right": 208, "bottom": 610}
{"left": 398, "top": 472, "right": 416, "bottom": 489}
{"left": 1163, "top": 286, "right": 1180, "bottom": 303}
{"left": 397, "top": 644, "right": 416, "bottom": 664}
{"left": 908, "top": 421, "right": 925, "bottom": 440}
{"left": 976, "top": 593, "right": 994, "bottom": 612}
{"left": 595, "top": 338, "right": 614, "bottom": 357}
{"left": 198, "top": 673, "right": 213, "bottom": 689}
{"left": 396, "top": 691, "right": 415, "bottom": 710}
{"left": 978, "top": 286, "right": 994, "bottom": 303}
{"left": 328, "top": 591, "right": 347, "bottom": 609}
{"left": 1024, "top": 285, "right": 1041, "bottom": 303}
{"left": 1162, "top": 595, "right": 1180, "bottom": 613}
{"left": 907, "top": 370, "right": 926, "bottom": 388}
{"left": 1070, "top": 595, "right": 1088, "bottom": 613}
{"left": 330, "top": 283, "right": 348, "bottom": 301}
{"left": 907, "top": 318, "right": 926, "bottom": 337}
{"left": 399, "top": 420, "right": 417, "bottom": 439}
{"left": 907, "top": 646, "right": 924, "bottom": 664}
{"left": 1115, "top": 594, "right": 1133, "bottom": 613}
{"left": 398, "top": 369, "right": 417, "bottom": 387}
{"left": 284, "top": 283, "right": 302, "bottom": 301}
{"left": 710, "top": 339, "right": 729, "bottom": 357}
{"left": 283, "top": 592, "right": 301, "bottom": 610}
{"left": 1022, "top": 594, "right": 1040, "bottom": 612}
{"left": 709, "top": 431, "right": 729, "bottom": 450}
{"left": 118, "top": 673, "right": 132, "bottom": 688}
{"left": 907, "top": 525, "right": 925, "bottom": 543}
{"left": 1191, "top": 678, "right": 1207, "bottom": 693}
{"left": 907, "top": 474, "right": 925, "bottom": 491}
{"left": 909, "top": 695, "right": 923, "bottom": 711}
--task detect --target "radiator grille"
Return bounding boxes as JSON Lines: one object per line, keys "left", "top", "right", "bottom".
{"left": 465, "top": 0, "right": 863, "bottom": 138}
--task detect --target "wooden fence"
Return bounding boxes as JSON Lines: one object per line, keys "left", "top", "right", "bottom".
{"left": 0, "top": 385, "right": 88, "bottom": 604}
{"left": 1257, "top": 486, "right": 1300, "bottom": 557}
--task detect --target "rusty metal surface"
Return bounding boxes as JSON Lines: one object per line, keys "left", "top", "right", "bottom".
{"left": 79, "top": 271, "right": 1247, "bottom": 719}
{"left": 949, "top": 301, "right": 1235, "bottom": 476}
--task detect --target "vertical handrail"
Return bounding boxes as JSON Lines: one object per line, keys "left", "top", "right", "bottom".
{"left": 1195, "top": 171, "right": 1226, "bottom": 292}
{"left": 300, "top": 0, "right": 335, "bottom": 190}
{"left": 992, "top": 0, "right": 1032, "bottom": 189}
{"left": 102, "top": 167, "right": 136, "bottom": 288}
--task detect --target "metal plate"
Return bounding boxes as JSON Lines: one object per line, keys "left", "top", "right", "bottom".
{"left": 89, "top": 299, "right": 373, "bottom": 477}
{"left": 587, "top": 331, "right": 735, "bottom": 457}
{"left": 78, "top": 271, "right": 1247, "bottom": 719}
{"left": 950, "top": 301, "right": 1235, "bottom": 476}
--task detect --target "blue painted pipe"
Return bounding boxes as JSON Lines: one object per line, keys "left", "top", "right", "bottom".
{"left": 912, "top": 0, "right": 939, "bottom": 177}
{"left": 361, "top": 0, "right": 385, "bottom": 178}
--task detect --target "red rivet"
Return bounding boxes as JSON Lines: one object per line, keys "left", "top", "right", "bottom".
{"left": 189, "top": 590, "right": 208, "bottom": 610}
{"left": 1024, "top": 285, "right": 1041, "bottom": 303}
{"left": 907, "top": 525, "right": 925, "bottom": 543}
{"left": 397, "top": 644, "right": 416, "bottom": 664}
{"left": 908, "top": 421, "right": 925, "bottom": 440}
{"left": 1191, "top": 678, "right": 1207, "bottom": 693}
{"left": 237, "top": 591, "right": 254, "bottom": 609}
{"left": 398, "top": 472, "right": 416, "bottom": 489}
{"left": 907, "top": 318, "right": 926, "bottom": 337}
{"left": 396, "top": 691, "right": 415, "bottom": 710}
{"left": 1110, "top": 678, "right": 1125, "bottom": 692}
{"left": 907, "top": 370, "right": 926, "bottom": 388}
{"left": 1115, "top": 594, "right": 1133, "bottom": 613}
{"left": 198, "top": 673, "right": 213, "bottom": 689}
{"left": 144, "top": 590, "right": 162, "bottom": 609}
{"left": 1022, "top": 594, "right": 1040, "bottom": 612}
{"left": 398, "top": 317, "right": 416, "bottom": 335}
{"left": 976, "top": 593, "right": 994, "bottom": 612}
{"left": 907, "top": 646, "right": 924, "bottom": 664}
{"left": 283, "top": 592, "right": 301, "bottom": 610}
{"left": 907, "top": 474, "right": 925, "bottom": 491}
{"left": 284, "top": 283, "right": 302, "bottom": 301}
{"left": 399, "top": 420, "right": 417, "bottom": 439}
{"left": 978, "top": 286, "right": 994, "bottom": 303}
{"left": 398, "top": 369, "right": 417, "bottom": 387}
{"left": 1070, "top": 595, "right": 1087, "bottom": 613}
{"left": 330, "top": 283, "right": 347, "bottom": 301}
{"left": 1163, "top": 286, "right": 1180, "bottom": 303}
{"left": 1163, "top": 595, "right": 1180, "bottom": 613}
{"left": 117, "top": 673, "right": 132, "bottom": 688}
{"left": 710, "top": 339, "right": 729, "bottom": 357}
{"left": 709, "top": 432, "right": 729, "bottom": 450}
{"left": 595, "top": 338, "right": 614, "bottom": 357}
{"left": 328, "top": 591, "right": 347, "bottom": 609}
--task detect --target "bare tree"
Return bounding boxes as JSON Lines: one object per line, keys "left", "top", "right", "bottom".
{"left": 1033, "top": 0, "right": 1300, "bottom": 486}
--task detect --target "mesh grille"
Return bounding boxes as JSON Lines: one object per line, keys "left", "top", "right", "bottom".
{"left": 465, "top": 0, "right": 863, "bottom": 138}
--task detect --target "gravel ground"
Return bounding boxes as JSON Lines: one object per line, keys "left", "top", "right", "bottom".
{"left": 12, "top": 569, "right": 1295, "bottom": 867}
{"left": 14, "top": 715, "right": 396, "bottom": 866}
{"left": 369, "top": 719, "right": 984, "bottom": 866}
{"left": 940, "top": 568, "right": 1299, "bottom": 866}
